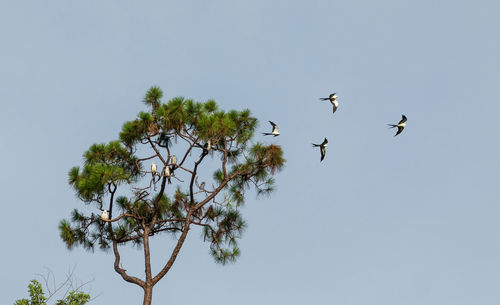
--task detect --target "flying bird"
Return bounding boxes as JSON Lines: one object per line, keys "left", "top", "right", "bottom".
{"left": 387, "top": 115, "right": 407, "bottom": 137}
{"left": 319, "top": 93, "right": 339, "bottom": 114}
{"left": 263, "top": 121, "right": 280, "bottom": 137}
{"left": 101, "top": 210, "right": 109, "bottom": 221}
{"left": 312, "top": 138, "right": 328, "bottom": 162}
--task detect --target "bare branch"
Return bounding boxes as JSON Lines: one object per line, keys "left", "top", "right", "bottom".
{"left": 35, "top": 266, "right": 94, "bottom": 302}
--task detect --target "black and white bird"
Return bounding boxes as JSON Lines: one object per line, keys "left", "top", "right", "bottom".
{"left": 151, "top": 163, "right": 157, "bottom": 177}
{"left": 170, "top": 155, "right": 178, "bottom": 174}
{"left": 101, "top": 210, "right": 109, "bottom": 221}
{"left": 387, "top": 115, "right": 407, "bottom": 137}
{"left": 312, "top": 138, "right": 328, "bottom": 162}
{"left": 163, "top": 166, "right": 171, "bottom": 184}
{"left": 319, "top": 93, "right": 339, "bottom": 114}
{"left": 263, "top": 121, "right": 280, "bottom": 137}
{"left": 202, "top": 139, "right": 212, "bottom": 152}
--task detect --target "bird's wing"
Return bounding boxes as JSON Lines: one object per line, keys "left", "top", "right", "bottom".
{"left": 272, "top": 125, "right": 279, "bottom": 133}
{"left": 320, "top": 147, "right": 326, "bottom": 161}
{"left": 269, "top": 121, "right": 277, "bottom": 127}
{"left": 395, "top": 126, "right": 404, "bottom": 136}
{"left": 319, "top": 97, "right": 329, "bottom": 101}
{"left": 322, "top": 138, "right": 328, "bottom": 145}
{"left": 332, "top": 104, "right": 337, "bottom": 114}
{"left": 399, "top": 115, "right": 407, "bottom": 124}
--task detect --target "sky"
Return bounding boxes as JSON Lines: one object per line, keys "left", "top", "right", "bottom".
{"left": 1, "top": 0, "right": 500, "bottom": 304}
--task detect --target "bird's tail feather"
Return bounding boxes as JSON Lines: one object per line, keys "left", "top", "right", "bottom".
{"left": 387, "top": 124, "right": 397, "bottom": 128}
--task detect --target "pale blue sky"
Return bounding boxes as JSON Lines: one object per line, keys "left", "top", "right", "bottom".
{"left": 1, "top": 1, "right": 500, "bottom": 304}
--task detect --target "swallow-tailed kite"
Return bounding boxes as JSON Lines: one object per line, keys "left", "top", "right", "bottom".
{"left": 170, "top": 155, "right": 178, "bottom": 174}
{"left": 319, "top": 93, "right": 339, "bottom": 114}
{"left": 163, "top": 166, "right": 171, "bottom": 184}
{"left": 387, "top": 115, "right": 407, "bottom": 137}
{"left": 151, "top": 163, "right": 157, "bottom": 177}
{"left": 263, "top": 121, "right": 280, "bottom": 137}
{"left": 202, "top": 139, "right": 212, "bottom": 152}
{"left": 101, "top": 210, "right": 109, "bottom": 221}
{"left": 312, "top": 138, "right": 328, "bottom": 162}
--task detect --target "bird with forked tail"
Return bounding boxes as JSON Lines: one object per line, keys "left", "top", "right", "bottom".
{"left": 263, "top": 121, "right": 280, "bottom": 137}
{"left": 312, "top": 138, "right": 328, "bottom": 162}
{"left": 319, "top": 93, "right": 339, "bottom": 114}
{"left": 387, "top": 115, "right": 407, "bottom": 137}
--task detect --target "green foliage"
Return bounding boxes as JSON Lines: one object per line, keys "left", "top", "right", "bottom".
{"left": 14, "top": 280, "right": 90, "bottom": 305}
{"left": 143, "top": 86, "right": 163, "bottom": 109}
{"left": 68, "top": 141, "right": 139, "bottom": 203}
{"left": 54, "top": 291, "right": 90, "bottom": 305}
{"left": 60, "top": 86, "right": 286, "bottom": 266}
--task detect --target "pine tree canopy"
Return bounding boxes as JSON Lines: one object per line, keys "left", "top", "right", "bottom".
{"left": 59, "top": 86, "right": 285, "bottom": 290}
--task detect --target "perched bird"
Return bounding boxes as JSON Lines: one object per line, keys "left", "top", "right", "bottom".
{"left": 263, "top": 121, "right": 280, "bottom": 137}
{"left": 163, "top": 166, "right": 171, "bottom": 184}
{"left": 319, "top": 93, "right": 339, "bottom": 114}
{"left": 312, "top": 138, "right": 328, "bottom": 162}
{"left": 151, "top": 163, "right": 157, "bottom": 177}
{"left": 157, "top": 132, "right": 170, "bottom": 147}
{"left": 203, "top": 139, "right": 212, "bottom": 152}
{"left": 170, "top": 155, "right": 178, "bottom": 174}
{"left": 387, "top": 115, "right": 407, "bottom": 137}
{"left": 101, "top": 210, "right": 109, "bottom": 221}
{"left": 201, "top": 140, "right": 212, "bottom": 158}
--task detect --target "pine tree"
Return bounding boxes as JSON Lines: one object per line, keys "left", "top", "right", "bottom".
{"left": 59, "top": 86, "right": 285, "bottom": 305}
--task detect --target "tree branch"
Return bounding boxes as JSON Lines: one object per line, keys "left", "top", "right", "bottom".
{"left": 143, "top": 226, "right": 153, "bottom": 284}
{"left": 102, "top": 213, "right": 142, "bottom": 223}
{"left": 190, "top": 152, "right": 208, "bottom": 205}
{"left": 152, "top": 213, "right": 192, "bottom": 285}
{"left": 112, "top": 239, "right": 145, "bottom": 287}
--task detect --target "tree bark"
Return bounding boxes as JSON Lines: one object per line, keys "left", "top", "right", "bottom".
{"left": 143, "top": 227, "right": 153, "bottom": 283}
{"left": 143, "top": 285, "right": 153, "bottom": 305}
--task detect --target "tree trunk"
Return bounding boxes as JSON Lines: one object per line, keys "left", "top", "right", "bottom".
{"left": 143, "top": 286, "right": 153, "bottom": 305}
